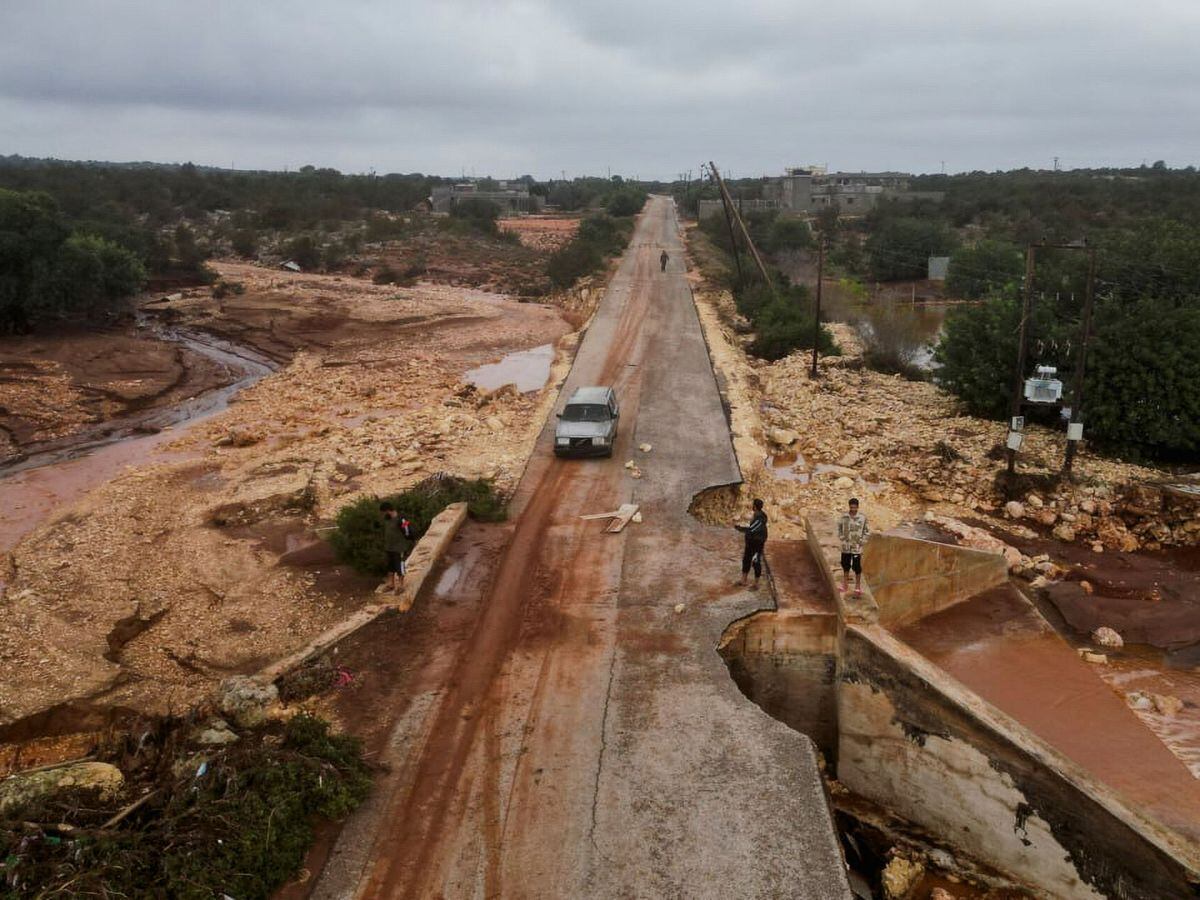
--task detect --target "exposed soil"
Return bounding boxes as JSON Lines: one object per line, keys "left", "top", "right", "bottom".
{"left": 373, "top": 219, "right": 565, "bottom": 296}
{"left": 0, "top": 259, "right": 598, "bottom": 730}
{"left": 499, "top": 214, "right": 579, "bottom": 252}
{"left": 0, "top": 327, "right": 236, "bottom": 466}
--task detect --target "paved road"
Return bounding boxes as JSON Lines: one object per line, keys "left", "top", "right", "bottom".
{"left": 310, "top": 197, "right": 850, "bottom": 899}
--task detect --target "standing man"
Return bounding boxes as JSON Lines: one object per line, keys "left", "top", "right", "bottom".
{"left": 736, "top": 498, "right": 769, "bottom": 589}
{"left": 380, "top": 501, "right": 414, "bottom": 595}
{"left": 660, "top": 249, "right": 670, "bottom": 272}
{"left": 838, "top": 498, "right": 869, "bottom": 596}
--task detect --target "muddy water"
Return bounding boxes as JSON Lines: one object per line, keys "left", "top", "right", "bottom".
{"left": 0, "top": 321, "right": 275, "bottom": 589}
{"left": 465, "top": 343, "right": 553, "bottom": 392}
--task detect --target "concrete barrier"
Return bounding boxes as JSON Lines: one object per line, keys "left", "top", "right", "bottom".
{"left": 785, "top": 513, "right": 1200, "bottom": 896}
{"left": 258, "top": 502, "right": 468, "bottom": 683}
{"left": 863, "top": 533, "right": 1007, "bottom": 628}
{"left": 838, "top": 623, "right": 1200, "bottom": 899}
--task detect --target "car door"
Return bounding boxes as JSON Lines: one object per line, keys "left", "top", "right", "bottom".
{"left": 607, "top": 391, "right": 619, "bottom": 440}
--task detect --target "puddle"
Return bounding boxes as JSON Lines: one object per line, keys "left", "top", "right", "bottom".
{"left": 434, "top": 560, "right": 464, "bottom": 597}
{"left": 764, "top": 450, "right": 811, "bottom": 483}
{"left": 465, "top": 343, "right": 553, "bottom": 393}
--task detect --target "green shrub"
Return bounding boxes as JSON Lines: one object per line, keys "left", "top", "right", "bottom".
{"left": 766, "top": 216, "right": 814, "bottom": 253}
{"left": 449, "top": 197, "right": 501, "bottom": 235}
{"left": 739, "top": 282, "right": 838, "bottom": 361}
{"left": 946, "top": 239, "right": 1024, "bottom": 299}
{"left": 605, "top": 188, "right": 647, "bottom": 217}
{"left": 328, "top": 476, "right": 507, "bottom": 575}
{"left": 865, "top": 216, "right": 957, "bottom": 281}
{"left": 284, "top": 233, "right": 321, "bottom": 270}
{"left": 0, "top": 715, "right": 370, "bottom": 899}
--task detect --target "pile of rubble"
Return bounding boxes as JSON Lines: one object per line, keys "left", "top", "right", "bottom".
{"left": 688, "top": 267, "right": 1199, "bottom": 552}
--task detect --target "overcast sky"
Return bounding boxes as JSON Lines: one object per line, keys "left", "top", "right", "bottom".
{"left": 2, "top": 0, "right": 1198, "bottom": 179}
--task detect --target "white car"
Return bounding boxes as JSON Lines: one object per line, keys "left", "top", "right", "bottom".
{"left": 554, "top": 386, "right": 620, "bottom": 458}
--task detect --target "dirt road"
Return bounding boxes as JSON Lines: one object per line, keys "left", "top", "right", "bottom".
{"left": 309, "top": 198, "right": 850, "bottom": 898}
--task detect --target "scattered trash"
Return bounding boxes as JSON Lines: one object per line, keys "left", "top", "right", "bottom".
{"left": 335, "top": 666, "right": 355, "bottom": 687}
{"left": 1079, "top": 649, "right": 1108, "bottom": 664}
{"left": 195, "top": 761, "right": 208, "bottom": 779}
{"left": 580, "top": 503, "right": 640, "bottom": 533}
{"left": 631, "top": 511, "right": 643, "bottom": 524}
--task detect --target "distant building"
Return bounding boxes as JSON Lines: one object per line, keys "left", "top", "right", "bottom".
{"left": 430, "top": 181, "right": 543, "bottom": 215}
{"left": 699, "top": 165, "right": 943, "bottom": 220}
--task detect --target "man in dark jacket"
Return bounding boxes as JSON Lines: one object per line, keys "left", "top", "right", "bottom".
{"left": 380, "top": 501, "right": 414, "bottom": 594}
{"left": 660, "top": 250, "right": 670, "bottom": 272}
{"left": 735, "top": 498, "right": 768, "bottom": 589}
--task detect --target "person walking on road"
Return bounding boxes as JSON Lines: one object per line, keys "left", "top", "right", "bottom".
{"left": 838, "top": 498, "right": 870, "bottom": 597}
{"left": 660, "top": 250, "right": 669, "bottom": 272}
{"left": 736, "top": 498, "right": 769, "bottom": 589}
{"left": 379, "top": 501, "right": 414, "bottom": 594}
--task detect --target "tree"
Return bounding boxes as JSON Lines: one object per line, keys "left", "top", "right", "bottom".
{"left": 231, "top": 228, "right": 258, "bottom": 258}
{"left": 946, "top": 239, "right": 1024, "bottom": 299}
{"left": 865, "top": 216, "right": 957, "bottom": 281}
{"left": 37, "top": 233, "right": 146, "bottom": 320}
{"left": 1084, "top": 300, "right": 1200, "bottom": 459}
{"left": 284, "top": 234, "right": 321, "bottom": 270}
{"left": 449, "top": 198, "right": 500, "bottom": 235}
{"left": 766, "top": 216, "right": 814, "bottom": 253}
{"left": 0, "top": 189, "right": 69, "bottom": 331}
{"left": 605, "top": 188, "right": 646, "bottom": 217}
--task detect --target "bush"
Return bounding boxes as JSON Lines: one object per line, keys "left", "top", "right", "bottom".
{"left": 857, "top": 303, "right": 932, "bottom": 380}
{"left": 0, "top": 715, "right": 371, "bottom": 899}
{"left": 284, "top": 234, "right": 321, "bottom": 270}
{"left": 766, "top": 216, "right": 814, "bottom": 254}
{"left": 546, "top": 214, "right": 632, "bottom": 289}
{"left": 449, "top": 197, "right": 501, "bottom": 235}
{"left": 231, "top": 227, "right": 258, "bottom": 258}
{"left": 328, "top": 476, "right": 507, "bottom": 575}
{"left": 737, "top": 282, "right": 838, "bottom": 361}
{"left": 605, "top": 188, "right": 647, "bottom": 217}
{"left": 865, "top": 216, "right": 957, "bottom": 281}
{"left": 935, "top": 296, "right": 1200, "bottom": 461}
{"left": 946, "top": 239, "right": 1024, "bottom": 299}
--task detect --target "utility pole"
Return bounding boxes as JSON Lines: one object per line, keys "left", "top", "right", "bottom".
{"left": 706, "top": 164, "right": 744, "bottom": 287}
{"left": 1007, "top": 245, "right": 1037, "bottom": 475}
{"left": 708, "top": 161, "right": 774, "bottom": 290}
{"left": 1063, "top": 248, "right": 1097, "bottom": 475}
{"left": 810, "top": 239, "right": 825, "bottom": 379}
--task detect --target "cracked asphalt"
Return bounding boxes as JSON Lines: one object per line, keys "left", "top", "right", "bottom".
{"left": 305, "top": 197, "right": 851, "bottom": 899}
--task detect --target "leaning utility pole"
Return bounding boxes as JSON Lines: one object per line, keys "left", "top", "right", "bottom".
{"left": 706, "top": 164, "right": 744, "bottom": 287}
{"left": 708, "top": 161, "right": 774, "bottom": 290}
{"left": 1007, "top": 245, "right": 1037, "bottom": 475}
{"left": 810, "top": 239, "right": 825, "bottom": 379}
{"left": 1063, "top": 248, "right": 1098, "bottom": 475}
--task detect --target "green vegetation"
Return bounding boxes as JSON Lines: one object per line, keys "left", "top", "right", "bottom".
{"left": 0, "top": 189, "right": 145, "bottom": 332}
{"left": 0, "top": 715, "right": 371, "bottom": 899}
{"left": 945, "top": 239, "right": 1024, "bottom": 299}
{"left": 605, "top": 187, "right": 648, "bottom": 217}
{"left": 547, "top": 213, "right": 635, "bottom": 289}
{"left": 731, "top": 282, "right": 838, "bottom": 362}
{"left": 864, "top": 216, "right": 958, "bottom": 281}
{"left": 328, "top": 475, "right": 507, "bottom": 575}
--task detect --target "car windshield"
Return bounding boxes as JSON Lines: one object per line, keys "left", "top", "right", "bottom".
{"left": 561, "top": 403, "right": 609, "bottom": 422}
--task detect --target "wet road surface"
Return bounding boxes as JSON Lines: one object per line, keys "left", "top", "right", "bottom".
{"left": 307, "top": 197, "right": 850, "bottom": 899}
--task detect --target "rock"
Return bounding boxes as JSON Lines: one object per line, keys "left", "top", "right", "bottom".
{"left": 769, "top": 428, "right": 799, "bottom": 447}
{"left": 214, "top": 427, "right": 262, "bottom": 448}
{"left": 835, "top": 476, "right": 855, "bottom": 489}
{"left": 1092, "top": 543, "right": 1104, "bottom": 554}
{"left": 1035, "top": 509, "right": 1059, "bottom": 527}
{"left": 1127, "top": 691, "right": 1153, "bottom": 710}
{"left": 1052, "top": 523, "right": 1076, "bottom": 543}
{"left": 837, "top": 450, "right": 862, "bottom": 468}
{"left": 881, "top": 854, "right": 925, "bottom": 900}
{"left": 624, "top": 459, "right": 635, "bottom": 469}
{"left": 1027, "top": 493, "right": 1044, "bottom": 509}
{"left": 1153, "top": 693, "right": 1184, "bottom": 717}
{"left": 1080, "top": 499, "right": 1097, "bottom": 515}
{"left": 1079, "top": 580, "right": 1094, "bottom": 594}
{"left": 218, "top": 675, "right": 279, "bottom": 729}
{"left": 1079, "top": 650, "right": 1108, "bottom": 665}
{"left": 631, "top": 511, "right": 643, "bottom": 524}
{"left": 1004, "top": 500, "right": 1025, "bottom": 520}
{"left": 0, "top": 762, "right": 124, "bottom": 816}
{"left": 1092, "top": 626, "right": 1122, "bottom": 648}
{"left": 192, "top": 717, "right": 240, "bottom": 746}
{"left": 930, "top": 890, "right": 956, "bottom": 900}
{"left": 638, "top": 443, "right": 653, "bottom": 453}
{"left": 673, "top": 603, "right": 685, "bottom": 614}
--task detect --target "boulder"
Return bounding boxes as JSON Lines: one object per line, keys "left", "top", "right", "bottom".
{"left": 1027, "top": 493, "right": 1044, "bottom": 509}
{"left": 1153, "top": 693, "right": 1184, "bottom": 717}
{"left": 1092, "top": 626, "right": 1123, "bottom": 648}
{"left": 837, "top": 450, "right": 862, "bottom": 468}
{"left": 1052, "top": 523, "right": 1076, "bottom": 543}
{"left": 769, "top": 428, "right": 799, "bottom": 447}
{"left": 192, "top": 717, "right": 240, "bottom": 746}
{"left": 1004, "top": 501, "right": 1025, "bottom": 520}
{"left": 0, "top": 762, "right": 124, "bottom": 816}
{"left": 835, "top": 476, "right": 855, "bottom": 489}
{"left": 218, "top": 675, "right": 279, "bottom": 729}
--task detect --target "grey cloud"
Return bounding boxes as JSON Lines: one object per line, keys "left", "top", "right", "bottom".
{"left": 0, "top": 0, "right": 1197, "bottom": 177}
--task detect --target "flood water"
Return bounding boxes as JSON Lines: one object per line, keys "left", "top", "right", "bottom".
{"left": 465, "top": 343, "right": 553, "bottom": 393}
{"left": 0, "top": 319, "right": 275, "bottom": 588}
